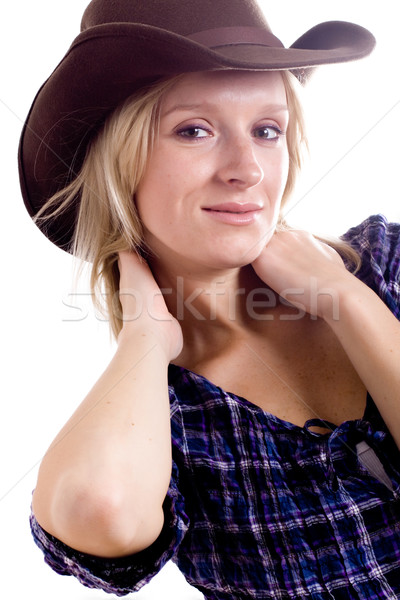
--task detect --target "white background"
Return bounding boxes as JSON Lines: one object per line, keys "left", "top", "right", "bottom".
{"left": 1, "top": 1, "right": 399, "bottom": 598}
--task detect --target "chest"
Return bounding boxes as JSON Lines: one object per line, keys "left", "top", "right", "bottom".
{"left": 192, "top": 317, "right": 367, "bottom": 430}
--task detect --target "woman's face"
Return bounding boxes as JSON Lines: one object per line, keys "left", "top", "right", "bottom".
{"left": 136, "top": 70, "right": 289, "bottom": 275}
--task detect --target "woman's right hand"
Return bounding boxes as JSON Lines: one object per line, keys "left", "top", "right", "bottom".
{"left": 118, "top": 251, "right": 183, "bottom": 361}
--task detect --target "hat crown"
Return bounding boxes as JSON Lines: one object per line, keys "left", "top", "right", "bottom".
{"left": 81, "top": 0, "right": 272, "bottom": 37}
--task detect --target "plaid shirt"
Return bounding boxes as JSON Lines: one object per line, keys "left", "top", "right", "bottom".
{"left": 31, "top": 214, "right": 400, "bottom": 599}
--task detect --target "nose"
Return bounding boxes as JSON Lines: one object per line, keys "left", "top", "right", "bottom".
{"left": 216, "top": 136, "right": 264, "bottom": 189}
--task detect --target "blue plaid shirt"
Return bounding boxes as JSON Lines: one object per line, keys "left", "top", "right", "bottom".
{"left": 31, "top": 215, "right": 400, "bottom": 599}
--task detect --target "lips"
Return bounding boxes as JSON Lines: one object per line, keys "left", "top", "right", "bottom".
{"left": 202, "top": 202, "right": 263, "bottom": 225}
{"left": 202, "top": 202, "right": 262, "bottom": 213}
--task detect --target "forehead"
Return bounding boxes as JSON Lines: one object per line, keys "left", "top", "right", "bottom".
{"left": 161, "top": 70, "right": 288, "bottom": 111}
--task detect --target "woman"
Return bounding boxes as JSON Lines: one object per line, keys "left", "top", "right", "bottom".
{"left": 20, "top": 0, "right": 400, "bottom": 597}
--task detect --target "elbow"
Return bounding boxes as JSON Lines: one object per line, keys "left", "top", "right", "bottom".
{"left": 32, "top": 478, "right": 164, "bottom": 557}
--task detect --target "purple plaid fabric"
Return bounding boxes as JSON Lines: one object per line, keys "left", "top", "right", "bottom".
{"left": 31, "top": 215, "right": 400, "bottom": 599}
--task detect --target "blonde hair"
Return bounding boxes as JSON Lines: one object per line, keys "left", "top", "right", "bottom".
{"left": 35, "top": 71, "right": 360, "bottom": 338}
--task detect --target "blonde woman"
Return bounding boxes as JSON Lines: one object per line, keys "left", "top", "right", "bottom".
{"left": 20, "top": 0, "right": 400, "bottom": 597}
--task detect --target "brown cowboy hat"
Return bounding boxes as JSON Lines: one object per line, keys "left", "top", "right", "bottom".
{"left": 19, "top": 0, "right": 375, "bottom": 251}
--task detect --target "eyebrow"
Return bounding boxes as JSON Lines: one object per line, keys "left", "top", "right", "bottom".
{"left": 162, "top": 102, "right": 289, "bottom": 117}
{"left": 162, "top": 103, "right": 211, "bottom": 117}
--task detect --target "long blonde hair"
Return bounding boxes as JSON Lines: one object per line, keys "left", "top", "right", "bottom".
{"left": 35, "top": 71, "right": 359, "bottom": 338}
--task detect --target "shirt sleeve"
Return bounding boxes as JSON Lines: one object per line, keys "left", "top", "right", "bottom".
{"left": 30, "top": 386, "right": 190, "bottom": 597}
{"left": 342, "top": 215, "right": 400, "bottom": 487}
{"left": 341, "top": 214, "right": 400, "bottom": 318}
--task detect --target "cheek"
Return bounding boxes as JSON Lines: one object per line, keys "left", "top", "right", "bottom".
{"left": 136, "top": 149, "right": 209, "bottom": 220}
{"left": 136, "top": 154, "right": 172, "bottom": 220}
{"left": 277, "top": 145, "right": 290, "bottom": 181}
{"left": 135, "top": 181, "right": 162, "bottom": 234}
{"left": 275, "top": 150, "right": 290, "bottom": 200}
{"left": 263, "top": 150, "right": 289, "bottom": 200}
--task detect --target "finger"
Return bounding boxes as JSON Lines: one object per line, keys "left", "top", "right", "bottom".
{"left": 118, "top": 251, "right": 148, "bottom": 288}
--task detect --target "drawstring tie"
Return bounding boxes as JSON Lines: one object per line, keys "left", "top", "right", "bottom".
{"left": 303, "top": 418, "right": 397, "bottom": 496}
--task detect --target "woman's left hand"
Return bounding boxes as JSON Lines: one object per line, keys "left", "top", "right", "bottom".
{"left": 251, "top": 229, "right": 351, "bottom": 320}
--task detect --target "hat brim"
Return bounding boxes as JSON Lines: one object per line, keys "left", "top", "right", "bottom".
{"left": 19, "top": 20, "right": 375, "bottom": 250}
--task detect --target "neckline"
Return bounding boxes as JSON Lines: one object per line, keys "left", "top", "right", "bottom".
{"left": 169, "top": 363, "right": 373, "bottom": 436}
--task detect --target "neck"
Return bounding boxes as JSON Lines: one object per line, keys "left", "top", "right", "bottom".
{"left": 147, "top": 254, "right": 273, "bottom": 369}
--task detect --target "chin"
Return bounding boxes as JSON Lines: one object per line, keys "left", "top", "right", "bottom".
{"left": 232, "top": 238, "right": 272, "bottom": 265}
{"left": 210, "top": 245, "right": 266, "bottom": 270}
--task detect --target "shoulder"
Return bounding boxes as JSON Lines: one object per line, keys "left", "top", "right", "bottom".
{"left": 168, "top": 364, "right": 227, "bottom": 408}
{"left": 341, "top": 214, "right": 400, "bottom": 260}
{"left": 167, "top": 364, "right": 223, "bottom": 436}
{"left": 341, "top": 214, "right": 400, "bottom": 317}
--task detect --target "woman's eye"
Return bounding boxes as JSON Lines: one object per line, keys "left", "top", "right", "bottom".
{"left": 253, "top": 126, "right": 283, "bottom": 140}
{"left": 176, "top": 126, "right": 210, "bottom": 139}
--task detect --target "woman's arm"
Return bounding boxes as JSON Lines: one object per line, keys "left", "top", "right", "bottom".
{"left": 32, "top": 252, "right": 183, "bottom": 557}
{"left": 323, "top": 274, "right": 400, "bottom": 449}
{"left": 252, "top": 230, "right": 400, "bottom": 450}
